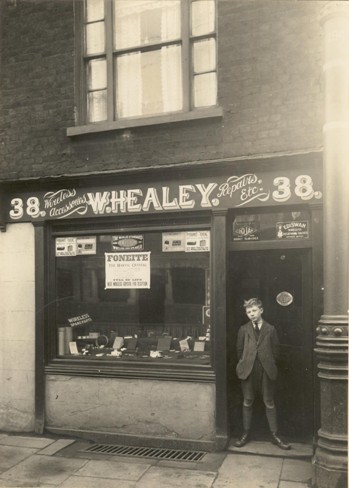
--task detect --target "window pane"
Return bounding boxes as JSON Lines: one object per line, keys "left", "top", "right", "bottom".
{"left": 55, "top": 231, "right": 211, "bottom": 365}
{"left": 88, "top": 58, "right": 107, "bottom": 90}
{"left": 191, "top": 0, "right": 215, "bottom": 36}
{"left": 114, "top": 0, "right": 180, "bottom": 49}
{"left": 87, "top": 90, "right": 107, "bottom": 122}
{"left": 194, "top": 72, "right": 217, "bottom": 107}
{"left": 116, "top": 45, "right": 182, "bottom": 118}
{"left": 86, "top": 0, "right": 104, "bottom": 22}
{"left": 86, "top": 21, "right": 105, "bottom": 55}
{"left": 232, "top": 210, "right": 311, "bottom": 242}
{"left": 193, "top": 38, "right": 216, "bottom": 74}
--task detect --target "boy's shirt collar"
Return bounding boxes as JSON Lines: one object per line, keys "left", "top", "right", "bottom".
{"left": 252, "top": 319, "right": 263, "bottom": 328}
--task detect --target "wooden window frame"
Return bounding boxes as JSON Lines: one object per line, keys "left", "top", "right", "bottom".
{"left": 68, "top": 0, "right": 222, "bottom": 136}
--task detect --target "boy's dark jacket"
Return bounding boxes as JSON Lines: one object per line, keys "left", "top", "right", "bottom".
{"left": 236, "top": 320, "right": 280, "bottom": 381}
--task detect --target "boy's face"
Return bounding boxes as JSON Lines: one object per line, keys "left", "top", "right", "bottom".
{"left": 245, "top": 305, "right": 263, "bottom": 322}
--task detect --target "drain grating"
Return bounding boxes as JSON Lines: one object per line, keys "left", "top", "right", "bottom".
{"left": 83, "top": 444, "right": 206, "bottom": 462}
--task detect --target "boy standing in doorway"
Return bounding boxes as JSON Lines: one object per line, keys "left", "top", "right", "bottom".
{"left": 235, "top": 298, "right": 290, "bottom": 450}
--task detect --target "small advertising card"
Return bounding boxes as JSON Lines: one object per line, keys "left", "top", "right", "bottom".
{"left": 112, "top": 235, "right": 144, "bottom": 251}
{"left": 76, "top": 236, "right": 97, "bottom": 255}
{"left": 233, "top": 221, "right": 260, "bottom": 241}
{"left": 185, "top": 231, "right": 210, "bottom": 252}
{"left": 55, "top": 237, "right": 77, "bottom": 257}
{"left": 194, "top": 341, "right": 205, "bottom": 352}
{"left": 276, "top": 221, "right": 309, "bottom": 240}
{"left": 162, "top": 232, "right": 185, "bottom": 252}
{"left": 179, "top": 339, "right": 190, "bottom": 352}
{"left": 69, "top": 342, "right": 79, "bottom": 355}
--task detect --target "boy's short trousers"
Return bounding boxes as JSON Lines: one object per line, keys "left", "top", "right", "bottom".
{"left": 241, "top": 358, "right": 275, "bottom": 404}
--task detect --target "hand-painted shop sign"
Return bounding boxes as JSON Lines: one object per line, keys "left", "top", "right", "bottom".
{"left": 5, "top": 170, "right": 322, "bottom": 222}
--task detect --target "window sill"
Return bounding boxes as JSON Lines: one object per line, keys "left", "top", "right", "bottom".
{"left": 67, "top": 107, "right": 223, "bottom": 137}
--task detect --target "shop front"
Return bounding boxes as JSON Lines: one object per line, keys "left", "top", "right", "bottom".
{"left": 1, "top": 155, "right": 323, "bottom": 449}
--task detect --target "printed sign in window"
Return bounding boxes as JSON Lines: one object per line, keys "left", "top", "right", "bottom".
{"left": 233, "top": 221, "right": 260, "bottom": 241}
{"left": 162, "top": 232, "right": 185, "bottom": 252}
{"left": 185, "top": 231, "right": 210, "bottom": 252}
{"left": 276, "top": 221, "right": 309, "bottom": 239}
{"left": 105, "top": 252, "right": 151, "bottom": 289}
{"left": 112, "top": 235, "right": 144, "bottom": 251}
{"left": 55, "top": 237, "right": 77, "bottom": 256}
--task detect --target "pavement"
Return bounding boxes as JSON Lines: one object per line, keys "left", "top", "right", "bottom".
{"left": 0, "top": 432, "right": 313, "bottom": 488}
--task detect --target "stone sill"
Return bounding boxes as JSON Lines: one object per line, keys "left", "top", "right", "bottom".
{"left": 67, "top": 106, "right": 223, "bottom": 137}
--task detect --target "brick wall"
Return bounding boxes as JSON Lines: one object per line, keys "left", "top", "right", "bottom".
{"left": 0, "top": 0, "right": 323, "bottom": 180}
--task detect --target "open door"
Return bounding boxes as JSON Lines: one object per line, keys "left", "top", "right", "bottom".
{"left": 228, "top": 249, "right": 313, "bottom": 441}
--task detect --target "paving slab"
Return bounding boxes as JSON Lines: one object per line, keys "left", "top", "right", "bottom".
{"left": 75, "top": 459, "right": 150, "bottom": 481}
{"left": 60, "top": 475, "right": 136, "bottom": 488}
{"left": 279, "top": 482, "right": 310, "bottom": 488}
{"left": 0, "top": 436, "right": 55, "bottom": 449}
{"left": 228, "top": 440, "right": 313, "bottom": 459}
{"left": 38, "top": 439, "right": 76, "bottom": 456}
{"left": 0, "top": 454, "right": 87, "bottom": 486}
{"left": 213, "top": 453, "right": 283, "bottom": 488}
{"left": 0, "top": 446, "right": 37, "bottom": 473}
{"left": 135, "top": 466, "right": 216, "bottom": 488}
{"left": 281, "top": 459, "right": 312, "bottom": 483}
{"left": 0, "top": 480, "right": 53, "bottom": 488}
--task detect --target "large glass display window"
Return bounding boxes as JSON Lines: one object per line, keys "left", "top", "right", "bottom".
{"left": 53, "top": 227, "right": 211, "bottom": 365}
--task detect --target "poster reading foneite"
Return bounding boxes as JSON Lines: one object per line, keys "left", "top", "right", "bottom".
{"left": 105, "top": 252, "right": 151, "bottom": 289}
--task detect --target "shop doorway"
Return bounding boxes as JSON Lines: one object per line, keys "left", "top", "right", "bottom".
{"left": 228, "top": 249, "right": 313, "bottom": 442}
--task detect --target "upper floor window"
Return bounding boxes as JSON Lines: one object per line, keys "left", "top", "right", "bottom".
{"left": 83, "top": 0, "right": 217, "bottom": 124}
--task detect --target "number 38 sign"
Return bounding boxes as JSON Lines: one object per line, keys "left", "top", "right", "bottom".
{"left": 272, "top": 175, "right": 322, "bottom": 202}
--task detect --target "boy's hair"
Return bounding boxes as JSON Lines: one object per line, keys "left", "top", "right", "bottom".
{"left": 243, "top": 298, "right": 263, "bottom": 309}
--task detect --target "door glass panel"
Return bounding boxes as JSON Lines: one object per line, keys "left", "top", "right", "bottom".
{"left": 232, "top": 210, "right": 310, "bottom": 242}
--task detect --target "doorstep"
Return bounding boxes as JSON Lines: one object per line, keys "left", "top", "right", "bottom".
{"left": 228, "top": 439, "right": 313, "bottom": 459}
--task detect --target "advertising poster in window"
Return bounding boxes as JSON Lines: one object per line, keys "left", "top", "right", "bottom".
{"left": 112, "top": 235, "right": 144, "bottom": 251}
{"left": 76, "top": 237, "right": 97, "bottom": 255}
{"left": 162, "top": 232, "right": 185, "bottom": 252}
{"left": 276, "top": 221, "right": 309, "bottom": 239}
{"left": 105, "top": 252, "right": 151, "bottom": 289}
{"left": 55, "top": 237, "right": 77, "bottom": 256}
{"left": 185, "top": 231, "right": 210, "bottom": 252}
{"left": 233, "top": 221, "right": 260, "bottom": 241}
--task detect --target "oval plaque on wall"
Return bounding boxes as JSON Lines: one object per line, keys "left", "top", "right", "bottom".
{"left": 276, "top": 291, "right": 293, "bottom": 306}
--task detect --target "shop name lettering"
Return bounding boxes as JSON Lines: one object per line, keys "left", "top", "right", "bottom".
{"left": 8, "top": 174, "right": 322, "bottom": 220}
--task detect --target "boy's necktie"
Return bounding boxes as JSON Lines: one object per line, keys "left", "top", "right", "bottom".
{"left": 253, "top": 322, "right": 260, "bottom": 335}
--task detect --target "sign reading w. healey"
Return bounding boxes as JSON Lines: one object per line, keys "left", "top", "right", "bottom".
{"left": 5, "top": 169, "right": 322, "bottom": 222}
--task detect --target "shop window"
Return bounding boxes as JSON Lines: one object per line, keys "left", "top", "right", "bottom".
{"left": 54, "top": 229, "right": 211, "bottom": 365}
{"left": 76, "top": 0, "right": 217, "bottom": 128}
